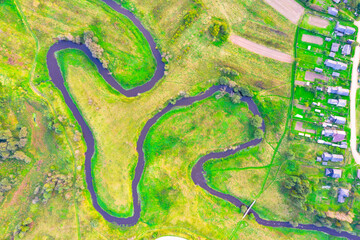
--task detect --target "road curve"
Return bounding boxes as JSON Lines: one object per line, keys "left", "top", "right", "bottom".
{"left": 47, "top": 0, "right": 359, "bottom": 238}
{"left": 230, "top": 35, "right": 293, "bottom": 63}
{"left": 350, "top": 21, "right": 360, "bottom": 164}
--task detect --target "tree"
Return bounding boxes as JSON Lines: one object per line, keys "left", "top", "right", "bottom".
{"left": 240, "top": 205, "right": 247, "bottom": 213}
{"left": 230, "top": 94, "right": 241, "bottom": 104}
{"left": 283, "top": 150, "right": 295, "bottom": 160}
{"left": 218, "top": 76, "right": 230, "bottom": 85}
{"left": 250, "top": 115, "right": 263, "bottom": 128}
{"left": 254, "top": 129, "right": 264, "bottom": 139}
{"left": 209, "top": 23, "right": 220, "bottom": 39}
{"left": 239, "top": 86, "right": 254, "bottom": 97}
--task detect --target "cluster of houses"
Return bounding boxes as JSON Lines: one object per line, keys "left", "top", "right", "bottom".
{"left": 329, "top": 42, "right": 352, "bottom": 57}
{"left": 322, "top": 168, "right": 360, "bottom": 203}
{"left": 324, "top": 168, "right": 350, "bottom": 203}
{"left": 313, "top": 22, "right": 354, "bottom": 149}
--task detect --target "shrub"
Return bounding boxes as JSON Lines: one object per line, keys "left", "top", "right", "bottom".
{"left": 239, "top": 86, "right": 254, "bottom": 97}
{"left": 208, "top": 18, "right": 230, "bottom": 43}
{"left": 250, "top": 115, "right": 263, "bottom": 128}
{"left": 218, "top": 76, "right": 230, "bottom": 85}
{"left": 254, "top": 129, "right": 264, "bottom": 139}
{"left": 230, "top": 94, "right": 241, "bottom": 104}
{"left": 220, "top": 67, "right": 239, "bottom": 78}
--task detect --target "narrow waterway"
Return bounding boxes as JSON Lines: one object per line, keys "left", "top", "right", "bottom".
{"left": 46, "top": 0, "right": 360, "bottom": 239}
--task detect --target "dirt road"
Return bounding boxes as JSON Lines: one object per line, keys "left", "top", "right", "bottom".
{"left": 230, "top": 35, "right": 293, "bottom": 63}
{"left": 264, "top": 0, "right": 304, "bottom": 24}
{"left": 350, "top": 21, "right": 360, "bottom": 164}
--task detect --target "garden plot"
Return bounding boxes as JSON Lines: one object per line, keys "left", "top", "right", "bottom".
{"left": 301, "top": 34, "right": 324, "bottom": 45}
{"left": 295, "top": 121, "right": 316, "bottom": 134}
{"left": 263, "top": 0, "right": 304, "bottom": 24}
{"left": 305, "top": 71, "right": 329, "bottom": 82}
{"left": 308, "top": 16, "right": 329, "bottom": 29}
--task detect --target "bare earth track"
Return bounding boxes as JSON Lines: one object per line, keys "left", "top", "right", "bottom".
{"left": 230, "top": 35, "right": 293, "bottom": 63}
{"left": 263, "top": 0, "right": 304, "bottom": 24}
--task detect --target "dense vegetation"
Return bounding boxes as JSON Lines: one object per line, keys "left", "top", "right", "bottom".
{"left": 208, "top": 18, "right": 230, "bottom": 44}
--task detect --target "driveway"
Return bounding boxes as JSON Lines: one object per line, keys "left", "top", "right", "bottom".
{"left": 230, "top": 35, "right": 293, "bottom": 63}
{"left": 350, "top": 21, "right": 360, "bottom": 164}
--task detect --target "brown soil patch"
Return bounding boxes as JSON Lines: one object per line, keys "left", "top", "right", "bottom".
{"left": 295, "top": 121, "right": 316, "bottom": 134}
{"left": 308, "top": 16, "right": 329, "bottom": 28}
{"left": 301, "top": 34, "right": 324, "bottom": 45}
{"left": 326, "top": 210, "right": 354, "bottom": 223}
{"left": 295, "top": 80, "right": 307, "bottom": 86}
{"left": 264, "top": 0, "right": 305, "bottom": 24}
{"left": 305, "top": 71, "right": 329, "bottom": 82}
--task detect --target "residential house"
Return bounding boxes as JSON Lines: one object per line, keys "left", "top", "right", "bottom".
{"left": 329, "top": 115, "right": 346, "bottom": 125}
{"left": 324, "top": 59, "right": 347, "bottom": 70}
{"left": 329, "top": 52, "right": 336, "bottom": 58}
{"left": 328, "top": 7, "right": 338, "bottom": 16}
{"left": 342, "top": 44, "right": 351, "bottom": 56}
{"left": 328, "top": 99, "right": 347, "bottom": 107}
{"left": 335, "top": 22, "right": 356, "bottom": 35}
{"left": 328, "top": 99, "right": 338, "bottom": 105}
{"left": 333, "top": 0, "right": 340, "bottom": 3}
{"left": 357, "top": 169, "right": 360, "bottom": 179}
{"left": 327, "top": 86, "right": 350, "bottom": 96}
{"left": 322, "top": 152, "right": 344, "bottom": 162}
{"left": 322, "top": 152, "right": 332, "bottom": 161}
{"left": 321, "top": 129, "right": 346, "bottom": 142}
{"left": 331, "top": 154, "right": 344, "bottom": 162}
{"left": 325, "top": 37, "right": 332, "bottom": 41}
{"left": 338, "top": 188, "right": 350, "bottom": 203}
{"left": 338, "top": 99, "right": 347, "bottom": 107}
{"left": 325, "top": 168, "right": 342, "bottom": 178}
{"left": 331, "top": 42, "right": 340, "bottom": 52}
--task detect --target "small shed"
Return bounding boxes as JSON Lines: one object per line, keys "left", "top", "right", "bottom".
{"left": 322, "top": 152, "right": 332, "bottom": 161}
{"left": 342, "top": 44, "right": 351, "bottom": 56}
{"left": 337, "top": 99, "right": 347, "bottom": 107}
{"left": 331, "top": 42, "right": 340, "bottom": 52}
{"left": 315, "top": 67, "right": 323, "bottom": 73}
{"left": 332, "top": 72, "right": 340, "bottom": 78}
{"left": 328, "top": 7, "right": 339, "bottom": 16}
{"left": 338, "top": 188, "right": 350, "bottom": 203}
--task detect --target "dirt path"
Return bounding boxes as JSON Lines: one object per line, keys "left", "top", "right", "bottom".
{"left": 230, "top": 35, "right": 293, "bottom": 63}
{"left": 350, "top": 21, "right": 360, "bottom": 164}
{"left": 263, "top": 0, "right": 304, "bottom": 24}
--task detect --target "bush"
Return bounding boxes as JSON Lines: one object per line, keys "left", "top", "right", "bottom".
{"left": 218, "top": 76, "right": 230, "bottom": 85}
{"left": 239, "top": 86, "right": 254, "bottom": 97}
{"left": 250, "top": 115, "right": 263, "bottom": 128}
{"left": 230, "top": 94, "right": 241, "bottom": 104}
{"left": 220, "top": 67, "right": 239, "bottom": 78}
{"left": 254, "top": 129, "right": 264, "bottom": 139}
{"left": 208, "top": 18, "right": 230, "bottom": 43}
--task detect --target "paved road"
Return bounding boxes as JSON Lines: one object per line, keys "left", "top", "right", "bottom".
{"left": 230, "top": 35, "right": 293, "bottom": 63}
{"left": 350, "top": 21, "right": 360, "bottom": 164}
{"left": 263, "top": 0, "right": 304, "bottom": 24}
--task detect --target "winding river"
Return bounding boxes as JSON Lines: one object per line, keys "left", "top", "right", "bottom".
{"left": 46, "top": 0, "right": 360, "bottom": 239}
